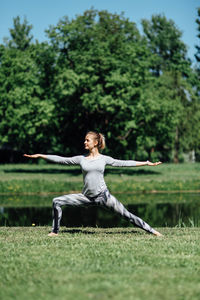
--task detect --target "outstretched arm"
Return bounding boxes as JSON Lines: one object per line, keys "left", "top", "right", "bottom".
{"left": 23, "top": 154, "right": 47, "bottom": 159}
{"left": 24, "top": 154, "right": 81, "bottom": 165}
{"left": 105, "top": 156, "right": 162, "bottom": 167}
{"left": 135, "top": 160, "right": 162, "bottom": 167}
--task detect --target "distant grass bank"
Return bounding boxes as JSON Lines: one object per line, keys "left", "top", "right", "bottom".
{"left": 0, "top": 163, "right": 199, "bottom": 196}
{"left": 0, "top": 227, "right": 200, "bottom": 300}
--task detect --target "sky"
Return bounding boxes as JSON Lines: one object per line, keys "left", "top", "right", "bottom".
{"left": 0, "top": 0, "right": 199, "bottom": 63}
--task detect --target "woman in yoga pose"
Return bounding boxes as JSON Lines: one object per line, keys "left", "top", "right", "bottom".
{"left": 24, "top": 131, "right": 162, "bottom": 237}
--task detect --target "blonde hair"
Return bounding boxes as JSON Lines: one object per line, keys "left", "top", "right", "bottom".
{"left": 86, "top": 131, "right": 106, "bottom": 150}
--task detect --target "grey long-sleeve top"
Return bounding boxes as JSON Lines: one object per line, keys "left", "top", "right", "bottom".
{"left": 45, "top": 154, "right": 137, "bottom": 197}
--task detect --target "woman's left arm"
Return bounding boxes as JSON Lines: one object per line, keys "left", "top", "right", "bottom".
{"left": 105, "top": 156, "right": 162, "bottom": 167}
{"left": 135, "top": 161, "right": 162, "bottom": 167}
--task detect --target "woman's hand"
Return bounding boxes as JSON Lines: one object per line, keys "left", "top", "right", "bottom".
{"left": 147, "top": 161, "right": 162, "bottom": 166}
{"left": 23, "top": 154, "right": 45, "bottom": 159}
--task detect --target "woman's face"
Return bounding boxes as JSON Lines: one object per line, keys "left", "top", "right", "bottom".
{"left": 84, "top": 134, "right": 98, "bottom": 150}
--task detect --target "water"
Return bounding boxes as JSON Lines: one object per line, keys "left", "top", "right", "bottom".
{"left": 0, "top": 194, "right": 199, "bottom": 227}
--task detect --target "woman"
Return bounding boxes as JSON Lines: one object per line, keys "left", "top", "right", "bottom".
{"left": 24, "top": 131, "right": 163, "bottom": 237}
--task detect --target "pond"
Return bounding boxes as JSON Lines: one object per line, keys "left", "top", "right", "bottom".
{"left": 0, "top": 193, "right": 199, "bottom": 227}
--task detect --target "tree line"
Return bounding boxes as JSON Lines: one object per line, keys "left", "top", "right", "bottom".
{"left": 0, "top": 8, "right": 200, "bottom": 162}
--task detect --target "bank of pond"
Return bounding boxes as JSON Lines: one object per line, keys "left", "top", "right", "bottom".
{"left": 0, "top": 193, "right": 199, "bottom": 228}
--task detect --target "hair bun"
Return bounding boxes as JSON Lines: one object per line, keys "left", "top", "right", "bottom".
{"left": 86, "top": 131, "right": 106, "bottom": 150}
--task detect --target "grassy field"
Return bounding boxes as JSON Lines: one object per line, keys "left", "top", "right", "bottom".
{"left": 0, "top": 163, "right": 200, "bottom": 201}
{"left": 0, "top": 227, "right": 200, "bottom": 300}
{"left": 0, "top": 164, "right": 200, "bottom": 299}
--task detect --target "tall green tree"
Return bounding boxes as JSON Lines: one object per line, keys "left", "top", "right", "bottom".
{"left": 141, "top": 14, "right": 190, "bottom": 76}
{"left": 46, "top": 9, "right": 148, "bottom": 156}
{"left": 0, "top": 18, "right": 55, "bottom": 153}
{"left": 0, "top": 47, "right": 55, "bottom": 153}
{"left": 46, "top": 9, "right": 183, "bottom": 160}
{"left": 177, "top": 7, "right": 200, "bottom": 162}
{"left": 191, "top": 7, "right": 200, "bottom": 161}
{"left": 142, "top": 14, "right": 195, "bottom": 162}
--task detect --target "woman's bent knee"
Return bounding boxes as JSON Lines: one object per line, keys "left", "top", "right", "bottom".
{"left": 52, "top": 197, "right": 59, "bottom": 206}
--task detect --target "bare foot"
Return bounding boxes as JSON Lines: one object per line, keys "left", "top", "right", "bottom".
{"left": 48, "top": 232, "right": 59, "bottom": 237}
{"left": 153, "top": 230, "right": 163, "bottom": 237}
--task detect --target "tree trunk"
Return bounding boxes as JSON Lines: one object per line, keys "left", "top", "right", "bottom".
{"left": 174, "top": 126, "right": 179, "bottom": 163}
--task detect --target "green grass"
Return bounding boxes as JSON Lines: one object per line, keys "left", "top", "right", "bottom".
{"left": 0, "top": 162, "right": 200, "bottom": 206}
{"left": 0, "top": 227, "right": 200, "bottom": 300}
{"left": 1, "top": 164, "right": 200, "bottom": 299}
{"left": 0, "top": 163, "right": 200, "bottom": 196}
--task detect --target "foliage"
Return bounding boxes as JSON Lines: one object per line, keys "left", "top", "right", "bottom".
{"left": 0, "top": 11, "right": 200, "bottom": 161}
{"left": 195, "top": 8, "right": 200, "bottom": 63}
{"left": 191, "top": 7, "right": 200, "bottom": 160}
{"left": 0, "top": 47, "right": 55, "bottom": 152}
{"left": 142, "top": 14, "right": 200, "bottom": 161}
{"left": 141, "top": 14, "right": 190, "bottom": 75}
{"left": 4, "top": 16, "right": 33, "bottom": 50}
{"left": 0, "top": 18, "right": 56, "bottom": 153}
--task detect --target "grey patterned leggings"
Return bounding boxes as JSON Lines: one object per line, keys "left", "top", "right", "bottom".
{"left": 51, "top": 189, "right": 156, "bottom": 234}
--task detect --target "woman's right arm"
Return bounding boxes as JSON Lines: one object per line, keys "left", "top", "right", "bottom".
{"left": 23, "top": 154, "right": 82, "bottom": 165}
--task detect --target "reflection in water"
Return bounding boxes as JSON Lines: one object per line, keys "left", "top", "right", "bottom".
{"left": 0, "top": 202, "right": 199, "bottom": 227}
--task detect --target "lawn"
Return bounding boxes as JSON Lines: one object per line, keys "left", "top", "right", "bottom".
{"left": 0, "top": 163, "right": 200, "bottom": 202}
{"left": 0, "top": 227, "right": 200, "bottom": 300}
{"left": 0, "top": 163, "right": 200, "bottom": 299}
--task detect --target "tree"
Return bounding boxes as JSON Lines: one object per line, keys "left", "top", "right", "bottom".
{"left": 46, "top": 9, "right": 179, "bottom": 159}
{"left": 191, "top": 7, "right": 200, "bottom": 161}
{"left": 0, "top": 18, "right": 56, "bottom": 154}
{"left": 195, "top": 8, "right": 200, "bottom": 63}
{"left": 0, "top": 11, "right": 197, "bottom": 161}
{"left": 142, "top": 14, "right": 197, "bottom": 162}
{"left": 4, "top": 16, "right": 33, "bottom": 50}
{"left": 0, "top": 47, "right": 55, "bottom": 153}
{"left": 141, "top": 14, "right": 190, "bottom": 76}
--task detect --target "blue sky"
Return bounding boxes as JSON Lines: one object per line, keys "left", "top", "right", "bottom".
{"left": 0, "top": 0, "right": 199, "bottom": 62}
